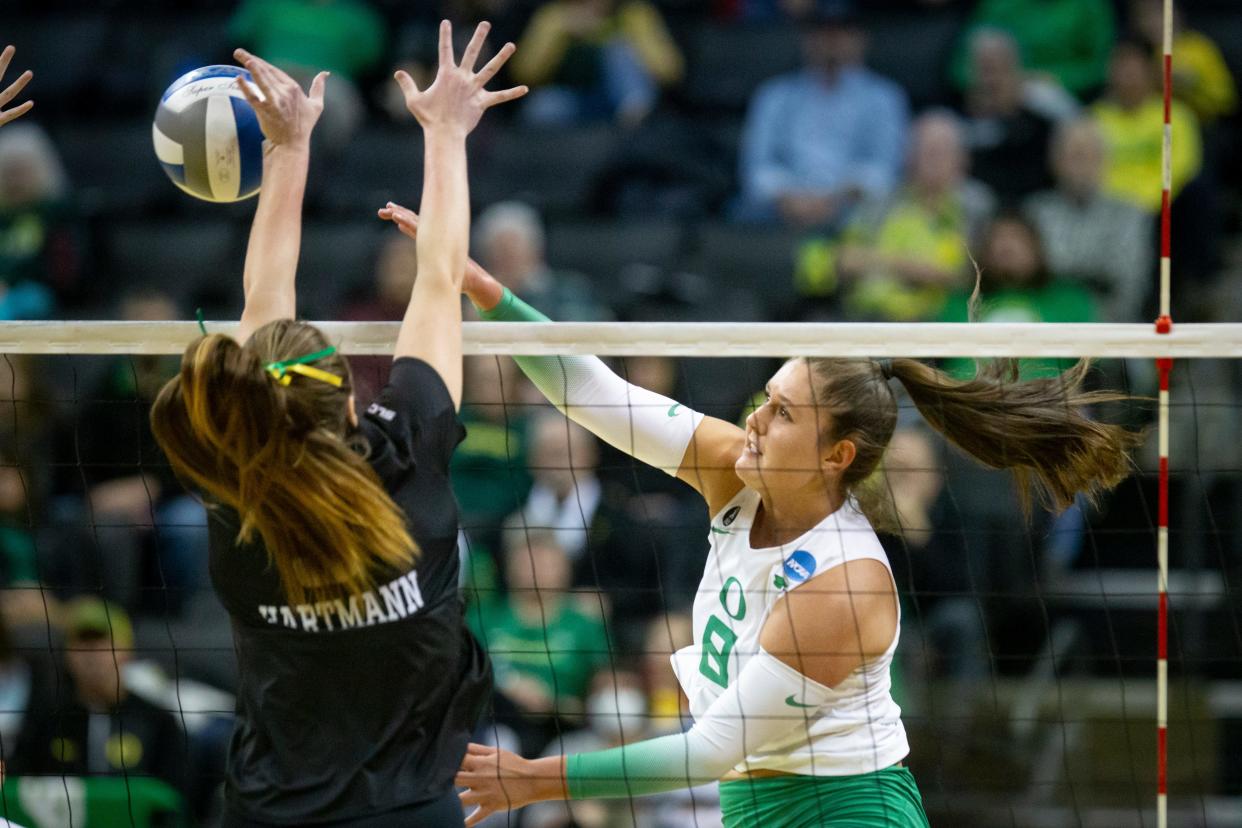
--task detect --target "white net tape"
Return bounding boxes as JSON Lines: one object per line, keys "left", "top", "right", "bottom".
{"left": 2, "top": 321, "right": 1240, "bottom": 357}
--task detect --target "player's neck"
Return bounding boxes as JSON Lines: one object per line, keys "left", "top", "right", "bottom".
{"left": 752, "top": 488, "right": 844, "bottom": 548}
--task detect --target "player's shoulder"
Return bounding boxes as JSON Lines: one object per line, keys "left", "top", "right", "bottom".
{"left": 803, "top": 500, "right": 885, "bottom": 556}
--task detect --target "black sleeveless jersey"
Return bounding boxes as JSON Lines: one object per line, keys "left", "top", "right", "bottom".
{"left": 208, "top": 358, "right": 492, "bottom": 825}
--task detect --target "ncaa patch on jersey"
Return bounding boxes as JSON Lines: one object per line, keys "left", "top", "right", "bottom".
{"left": 782, "top": 550, "right": 816, "bottom": 585}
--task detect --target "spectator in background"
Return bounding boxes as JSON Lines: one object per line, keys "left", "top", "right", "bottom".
{"left": 523, "top": 666, "right": 654, "bottom": 828}
{"left": 470, "top": 525, "right": 610, "bottom": 757}
{"left": 49, "top": 290, "right": 207, "bottom": 616}
{"left": 639, "top": 613, "right": 723, "bottom": 828}
{"left": 0, "top": 445, "right": 55, "bottom": 630}
{"left": 1024, "top": 118, "right": 1152, "bottom": 321}
{"left": 834, "top": 110, "right": 994, "bottom": 322}
{"left": 882, "top": 427, "right": 987, "bottom": 765}
{"left": 454, "top": 355, "right": 533, "bottom": 598}
{"left": 340, "top": 233, "right": 418, "bottom": 401}
{"left": 1093, "top": 39, "right": 1220, "bottom": 302}
{"left": 518, "top": 411, "right": 602, "bottom": 563}
{"left": 940, "top": 214, "right": 1096, "bottom": 379}
{"left": 736, "top": 3, "right": 909, "bottom": 227}
{"left": 883, "top": 428, "right": 987, "bottom": 683}
{"left": 959, "top": 29, "right": 1063, "bottom": 204}
{"left": 230, "top": 0, "right": 387, "bottom": 148}
{"left": 1092, "top": 39, "right": 1201, "bottom": 216}
{"left": 950, "top": 0, "right": 1116, "bottom": 99}
{"left": 510, "top": 0, "right": 684, "bottom": 126}
{"left": 0, "top": 356, "right": 52, "bottom": 511}
{"left": 1130, "top": 0, "right": 1237, "bottom": 128}
{"left": 10, "top": 598, "right": 186, "bottom": 800}
{"left": 0, "top": 124, "right": 77, "bottom": 318}
{"left": 0, "top": 611, "right": 48, "bottom": 758}
{"left": 475, "top": 201, "right": 611, "bottom": 321}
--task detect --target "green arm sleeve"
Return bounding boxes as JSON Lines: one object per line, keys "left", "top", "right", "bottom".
{"left": 476, "top": 288, "right": 702, "bottom": 476}
{"left": 567, "top": 733, "right": 713, "bottom": 799}
{"left": 475, "top": 287, "right": 579, "bottom": 403}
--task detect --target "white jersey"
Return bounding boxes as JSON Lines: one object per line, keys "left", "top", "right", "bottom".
{"left": 671, "top": 487, "right": 909, "bottom": 776}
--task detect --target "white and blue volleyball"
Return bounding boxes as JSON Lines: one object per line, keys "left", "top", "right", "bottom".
{"left": 153, "top": 66, "right": 265, "bottom": 203}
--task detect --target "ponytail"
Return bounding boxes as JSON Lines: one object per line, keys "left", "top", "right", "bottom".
{"left": 887, "top": 357, "right": 1141, "bottom": 510}
{"left": 151, "top": 324, "right": 417, "bottom": 605}
{"left": 803, "top": 356, "right": 1141, "bottom": 523}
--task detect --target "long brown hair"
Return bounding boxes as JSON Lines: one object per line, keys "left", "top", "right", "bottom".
{"left": 802, "top": 356, "right": 1142, "bottom": 529}
{"left": 150, "top": 320, "right": 417, "bottom": 604}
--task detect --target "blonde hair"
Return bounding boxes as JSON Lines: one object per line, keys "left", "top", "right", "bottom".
{"left": 150, "top": 320, "right": 417, "bottom": 604}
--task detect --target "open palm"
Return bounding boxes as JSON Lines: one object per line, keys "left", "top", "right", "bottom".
{"left": 396, "top": 20, "right": 526, "bottom": 136}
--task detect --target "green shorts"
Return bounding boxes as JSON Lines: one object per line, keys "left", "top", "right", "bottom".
{"left": 719, "top": 765, "right": 929, "bottom": 828}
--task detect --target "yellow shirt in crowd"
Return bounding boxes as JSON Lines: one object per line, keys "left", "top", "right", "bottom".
{"left": 1166, "top": 30, "right": 1237, "bottom": 125}
{"left": 1091, "top": 97, "right": 1201, "bottom": 214}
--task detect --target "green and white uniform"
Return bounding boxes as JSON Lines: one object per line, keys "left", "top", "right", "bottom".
{"left": 480, "top": 289, "right": 928, "bottom": 826}
{"left": 675, "top": 486, "right": 909, "bottom": 777}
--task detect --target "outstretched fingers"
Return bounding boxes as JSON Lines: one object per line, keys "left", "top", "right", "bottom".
{"left": 236, "top": 80, "right": 265, "bottom": 114}
{"left": 0, "top": 44, "right": 34, "bottom": 126}
{"left": 233, "top": 49, "right": 284, "bottom": 100}
{"left": 378, "top": 202, "right": 420, "bottom": 240}
{"left": 474, "top": 42, "right": 516, "bottom": 88}
{"left": 393, "top": 68, "right": 420, "bottom": 100}
{"left": 460, "top": 21, "right": 491, "bottom": 73}
{"left": 307, "top": 71, "right": 329, "bottom": 104}
{"left": 483, "top": 85, "right": 529, "bottom": 109}
{"left": 0, "top": 69, "right": 32, "bottom": 107}
{"left": 437, "top": 19, "right": 455, "bottom": 69}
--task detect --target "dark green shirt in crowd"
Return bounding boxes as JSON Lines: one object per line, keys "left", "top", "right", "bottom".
{"left": 469, "top": 596, "right": 609, "bottom": 710}
{"left": 939, "top": 281, "right": 1097, "bottom": 379}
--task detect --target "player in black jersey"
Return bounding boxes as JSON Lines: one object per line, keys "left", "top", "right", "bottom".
{"left": 150, "top": 22, "right": 527, "bottom": 827}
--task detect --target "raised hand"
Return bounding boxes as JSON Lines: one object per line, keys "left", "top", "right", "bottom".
{"left": 233, "top": 48, "right": 328, "bottom": 149}
{"left": 0, "top": 46, "right": 33, "bottom": 128}
{"left": 395, "top": 20, "right": 526, "bottom": 136}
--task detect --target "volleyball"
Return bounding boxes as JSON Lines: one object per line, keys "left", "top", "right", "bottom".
{"left": 152, "top": 65, "right": 265, "bottom": 203}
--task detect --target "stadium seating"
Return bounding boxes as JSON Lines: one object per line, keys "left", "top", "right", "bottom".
{"left": 101, "top": 220, "right": 244, "bottom": 312}
{"left": 472, "top": 124, "right": 620, "bottom": 216}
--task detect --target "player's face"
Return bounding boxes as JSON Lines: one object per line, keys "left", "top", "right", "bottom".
{"left": 737, "top": 359, "right": 835, "bottom": 495}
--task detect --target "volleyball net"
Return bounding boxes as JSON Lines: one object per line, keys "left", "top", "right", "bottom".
{"left": 0, "top": 320, "right": 1237, "bottom": 827}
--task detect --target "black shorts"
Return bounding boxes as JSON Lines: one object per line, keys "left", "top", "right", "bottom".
{"left": 223, "top": 790, "right": 465, "bottom": 828}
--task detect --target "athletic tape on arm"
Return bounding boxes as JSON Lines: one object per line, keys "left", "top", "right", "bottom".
{"left": 566, "top": 648, "right": 834, "bottom": 798}
{"left": 479, "top": 289, "right": 703, "bottom": 476}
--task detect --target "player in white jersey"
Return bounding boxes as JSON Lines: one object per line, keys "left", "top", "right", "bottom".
{"left": 380, "top": 203, "right": 1139, "bottom": 827}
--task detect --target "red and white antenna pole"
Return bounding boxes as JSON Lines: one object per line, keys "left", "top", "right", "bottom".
{"left": 1155, "top": 0, "right": 1174, "bottom": 825}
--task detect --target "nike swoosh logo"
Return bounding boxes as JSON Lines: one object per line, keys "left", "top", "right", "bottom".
{"left": 710, "top": 526, "right": 731, "bottom": 535}
{"left": 785, "top": 695, "right": 817, "bottom": 709}
{"left": 667, "top": 403, "right": 681, "bottom": 417}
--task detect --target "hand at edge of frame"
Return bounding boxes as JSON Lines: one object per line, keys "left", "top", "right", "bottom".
{"left": 0, "top": 46, "right": 34, "bottom": 128}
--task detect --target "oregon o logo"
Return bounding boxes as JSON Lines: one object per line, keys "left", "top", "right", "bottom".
{"left": 782, "top": 550, "right": 817, "bottom": 585}
{"left": 722, "top": 506, "right": 741, "bottom": 526}
{"left": 719, "top": 576, "right": 746, "bottom": 620}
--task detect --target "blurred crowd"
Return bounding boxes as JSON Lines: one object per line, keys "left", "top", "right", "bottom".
{"left": 2, "top": 0, "right": 1241, "bottom": 825}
